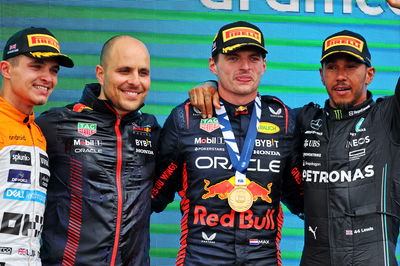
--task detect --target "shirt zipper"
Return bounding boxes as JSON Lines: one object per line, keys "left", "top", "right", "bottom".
{"left": 110, "top": 115, "right": 123, "bottom": 266}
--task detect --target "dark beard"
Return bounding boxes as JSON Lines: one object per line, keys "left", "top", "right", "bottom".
{"left": 332, "top": 98, "right": 359, "bottom": 110}
{"left": 333, "top": 102, "right": 353, "bottom": 110}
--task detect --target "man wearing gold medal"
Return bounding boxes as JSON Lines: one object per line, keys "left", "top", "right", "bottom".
{"left": 151, "top": 21, "right": 304, "bottom": 265}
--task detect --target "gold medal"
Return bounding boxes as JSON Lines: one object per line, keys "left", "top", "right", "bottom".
{"left": 228, "top": 187, "right": 253, "bottom": 212}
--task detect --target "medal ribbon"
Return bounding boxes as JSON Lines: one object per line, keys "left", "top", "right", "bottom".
{"left": 216, "top": 96, "right": 261, "bottom": 186}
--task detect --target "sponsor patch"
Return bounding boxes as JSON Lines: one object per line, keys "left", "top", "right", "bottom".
{"left": 132, "top": 126, "right": 151, "bottom": 133}
{"left": 8, "top": 169, "right": 31, "bottom": 184}
{"left": 249, "top": 239, "right": 259, "bottom": 245}
{"left": 258, "top": 122, "right": 280, "bottom": 134}
{"left": 77, "top": 122, "right": 97, "bottom": 137}
{"left": 0, "top": 247, "right": 12, "bottom": 255}
{"left": 39, "top": 173, "right": 49, "bottom": 189}
{"left": 3, "top": 188, "right": 46, "bottom": 204}
{"left": 201, "top": 232, "right": 216, "bottom": 244}
{"left": 355, "top": 117, "right": 365, "bottom": 132}
{"left": 73, "top": 139, "right": 102, "bottom": 146}
{"left": 249, "top": 239, "right": 270, "bottom": 245}
{"left": 27, "top": 34, "right": 60, "bottom": 51}
{"left": 40, "top": 153, "right": 49, "bottom": 169}
{"left": 199, "top": 117, "right": 220, "bottom": 133}
{"left": 268, "top": 106, "right": 282, "bottom": 117}
{"left": 324, "top": 35, "right": 363, "bottom": 52}
{"left": 10, "top": 150, "right": 31, "bottom": 166}
{"left": 223, "top": 27, "right": 262, "bottom": 43}
{"left": 309, "top": 226, "right": 317, "bottom": 239}
{"left": 310, "top": 119, "right": 322, "bottom": 130}
{"left": 8, "top": 135, "right": 26, "bottom": 141}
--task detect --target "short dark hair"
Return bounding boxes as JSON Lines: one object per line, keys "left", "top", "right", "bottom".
{"left": 100, "top": 35, "right": 124, "bottom": 67}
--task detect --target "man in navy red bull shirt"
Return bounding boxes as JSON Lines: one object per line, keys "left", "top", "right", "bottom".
{"left": 151, "top": 21, "right": 304, "bottom": 266}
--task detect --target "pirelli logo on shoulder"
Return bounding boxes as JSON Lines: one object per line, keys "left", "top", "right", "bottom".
{"left": 27, "top": 34, "right": 60, "bottom": 52}
{"left": 324, "top": 36, "right": 363, "bottom": 52}
{"left": 223, "top": 27, "right": 262, "bottom": 44}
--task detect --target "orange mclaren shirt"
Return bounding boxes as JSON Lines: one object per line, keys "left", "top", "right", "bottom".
{"left": 0, "top": 96, "right": 49, "bottom": 265}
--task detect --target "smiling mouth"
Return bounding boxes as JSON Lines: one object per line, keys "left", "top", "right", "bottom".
{"left": 34, "top": 85, "right": 49, "bottom": 91}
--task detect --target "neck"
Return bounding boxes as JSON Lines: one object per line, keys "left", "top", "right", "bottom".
{"left": 218, "top": 89, "right": 257, "bottom": 106}
{"left": 0, "top": 88, "right": 33, "bottom": 115}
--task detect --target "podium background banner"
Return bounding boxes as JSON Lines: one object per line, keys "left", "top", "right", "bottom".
{"left": 1, "top": 1, "right": 399, "bottom": 265}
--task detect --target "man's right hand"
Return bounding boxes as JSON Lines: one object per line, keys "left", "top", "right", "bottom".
{"left": 387, "top": 0, "right": 400, "bottom": 8}
{"left": 189, "top": 81, "right": 220, "bottom": 118}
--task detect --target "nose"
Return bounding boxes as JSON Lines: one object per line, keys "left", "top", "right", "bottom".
{"left": 40, "top": 69, "right": 53, "bottom": 84}
{"left": 336, "top": 67, "right": 347, "bottom": 81}
{"left": 240, "top": 58, "right": 251, "bottom": 70}
{"left": 127, "top": 72, "right": 140, "bottom": 86}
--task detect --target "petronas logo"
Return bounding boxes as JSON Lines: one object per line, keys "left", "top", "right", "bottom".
{"left": 334, "top": 110, "right": 343, "bottom": 120}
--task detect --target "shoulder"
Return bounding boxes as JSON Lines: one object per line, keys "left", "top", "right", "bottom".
{"left": 296, "top": 102, "right": 323, "bottom": 117}
{"left": 36, "top": 106, "right": 68, "bottom": 125}
{"left": 165, "top": 100, "right": 199, "bottom": 130}
{"left": 137, "top": 112, "right": 161, "bottom": 129}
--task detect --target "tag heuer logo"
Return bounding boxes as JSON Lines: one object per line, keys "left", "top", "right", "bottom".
{"left": 199, "top": 118, "right": 220, "bottom": 133}
{"left": 77, "top": 122, "right": 97, "bottom": 137}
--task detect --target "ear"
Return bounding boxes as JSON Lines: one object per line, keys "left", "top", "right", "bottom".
{"left": 209, "top": 57, "right": 218, "bottom": 75}
{"left": 95, "top": 65, "right": 104, "bottom": 86}
{"left": 319, "top": 67, "right": 325, "bottom": 85}
{"left": 0, "top": 60, "right": 12, "bottom": 79}
{"left": 365, "top": 67, "right": 375, "bottom": 85}
{"left": 262, "top": 57, "right": 267, "bottom": 73}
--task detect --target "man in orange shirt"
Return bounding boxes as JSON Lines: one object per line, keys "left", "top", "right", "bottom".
{"left": 0, "top": 27, "right": 73, "bottom": 265}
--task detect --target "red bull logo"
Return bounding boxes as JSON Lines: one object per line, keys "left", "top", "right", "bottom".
{"left": 194, "top": 205, "right": 276, "bottom": 230}
{"left": 202, "top": 178, "right": 235, "bottom": 199}
{"left": 132, "top": 126, "right": 151, "bottom": 133}
{"left": 202, "top": 177, "right": 272, "bottom": 203}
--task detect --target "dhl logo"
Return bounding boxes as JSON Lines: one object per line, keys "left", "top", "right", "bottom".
{"left": 223, "top": 27, "right": 262, "bottom": 43}
{"left": 27, "top": 34, "right": 60, "bottom": 52}
{"left": 202, "top": 177, "right": 272, "bottom": 203}
{"left": 258, "top": 122, "right": 280, "bottom": 134}
{"left": 324, "top": 36, "right": 364, "bottom": 52}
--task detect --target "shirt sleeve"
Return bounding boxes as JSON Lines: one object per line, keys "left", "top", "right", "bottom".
{"left": 151, "top": 109, "right": 184, "bottom": 213}
{"left": 390, "top": 77, "right": 400, "bottom": 143}
{"left": 281, "top": 112, "right": 304, "bottom": 217}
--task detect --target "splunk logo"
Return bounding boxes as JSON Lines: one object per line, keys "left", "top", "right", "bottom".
{"left": 10, "top": 150, "right": 31, "bottom": 166}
